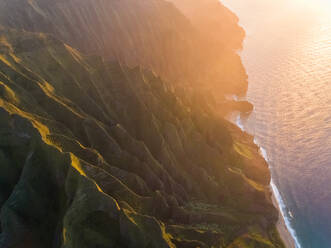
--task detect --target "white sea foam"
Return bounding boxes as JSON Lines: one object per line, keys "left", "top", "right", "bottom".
{"left": 271, "top": 180, "right": 302, "bottom": 248}
{"left": 235, "top": 114, "right": 244, "bottom": 131}
{"left": 256, "top": 141, "right": 302, "bottom": 248}
{"left": 253, "top": 138, "right": 269, "bottom": 163}
{"left": 260, "top": 147, "right": 269, "bottom": 162}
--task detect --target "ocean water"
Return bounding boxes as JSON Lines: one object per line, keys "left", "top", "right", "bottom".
{"left": 221, "top": 0, "right": 331, "bottom": 247}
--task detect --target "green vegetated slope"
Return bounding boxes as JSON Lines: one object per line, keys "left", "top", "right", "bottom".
{"left": 0, "top": 0, "right": 247, "bottom": 97}
{"left": 0, "top": 27, "right": 284, "bottom": 247}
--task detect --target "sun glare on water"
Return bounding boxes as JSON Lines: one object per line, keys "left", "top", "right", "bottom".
{"left": 296, "top": 0, "right": 331, "bottom": 11}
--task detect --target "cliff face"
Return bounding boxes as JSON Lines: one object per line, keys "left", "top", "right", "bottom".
{"left": 0, "top": 27, "right": 283, "bottom": 248}
{"left": 0, "top": 0, "right": 247, "bottom": 96}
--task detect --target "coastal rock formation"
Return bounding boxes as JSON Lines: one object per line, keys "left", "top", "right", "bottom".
{"left": 0, "top": 0, "right": 284, "bottom": 247}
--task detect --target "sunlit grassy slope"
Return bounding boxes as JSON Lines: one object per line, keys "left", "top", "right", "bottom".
{"left": 0, "top": 27, "right": 284, "bottom": 247}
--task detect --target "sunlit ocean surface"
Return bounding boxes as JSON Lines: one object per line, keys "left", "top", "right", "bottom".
{"left": 222, "top": 0, "right": 331, "bottom": 247}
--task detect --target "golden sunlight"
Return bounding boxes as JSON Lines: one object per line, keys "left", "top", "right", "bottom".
{"left": 295, "top": 0, "right": 331, "bottom": 11}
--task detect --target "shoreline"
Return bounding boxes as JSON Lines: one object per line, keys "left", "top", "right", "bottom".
{"left": 255, "top": 133, "right": 298, "bottom": 248}
{"left": 271, "top": 187, "right": 296, "bottom": 248}
{"left": 257, "top": 137, "right": 300, "bottom": 248}
{"left": 221, "top": 2, "right": 300, "bottom": 246}
{"left": 230, "top": 111, "right": 297, "bottom": 248}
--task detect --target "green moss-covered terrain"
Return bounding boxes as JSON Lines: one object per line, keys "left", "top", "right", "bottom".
{"left": 0, "top": 0, "right": 285, "bottom": 247}
{"left": 0, "top": 27, "right": 284, "bottom": 248}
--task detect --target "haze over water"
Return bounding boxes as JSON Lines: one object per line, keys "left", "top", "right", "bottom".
{"left": 222, "top": 0, "right": 331, "bottom": 247}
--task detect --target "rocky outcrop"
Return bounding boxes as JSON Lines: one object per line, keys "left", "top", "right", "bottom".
{"left": 0, "top": 27, "right": 284, "bottom": 248}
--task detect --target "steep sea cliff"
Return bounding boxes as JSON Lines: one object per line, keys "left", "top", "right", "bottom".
{"left": 0, "top": 0, "right": 286, "bottom": 247}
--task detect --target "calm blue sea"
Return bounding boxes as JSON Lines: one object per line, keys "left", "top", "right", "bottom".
{"left": 222, "top": 0, "right": 331, "bottom": 247}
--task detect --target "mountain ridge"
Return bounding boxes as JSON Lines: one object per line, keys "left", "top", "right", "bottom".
{"left": 0, "top": 0, "right": 247, "bottom": 96}
{"left": 0, "top": 1, "right": 285, "bottom": 247}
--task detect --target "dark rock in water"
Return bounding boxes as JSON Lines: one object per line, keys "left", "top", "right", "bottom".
{"left": 231, "top": 100, "right": 254, "bottom": 113}
{"left": 0, "top": 27, "right": 284, "bottom": 247}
